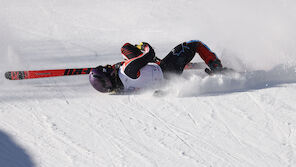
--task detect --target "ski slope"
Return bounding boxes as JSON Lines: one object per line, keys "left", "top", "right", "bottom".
{"left": 1, "top": 0, "right": 296, "bottom": 166}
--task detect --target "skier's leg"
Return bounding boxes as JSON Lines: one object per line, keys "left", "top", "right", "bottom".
{"left": 186, "top": 40, "right": 222, "bottom": 71}
{"left": 159, "top": 42, "right": 196, "bottom": 76}
{"left": 160, "top": 40, "right": 222, "bottom": 77}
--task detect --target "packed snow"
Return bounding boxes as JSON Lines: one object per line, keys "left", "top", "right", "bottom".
{"left": 1, "top": 0, "right": 296, "bottom": 166}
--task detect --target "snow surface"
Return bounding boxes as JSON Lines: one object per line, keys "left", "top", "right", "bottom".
{"left": 1, "top": 0, "right": 296, "bottom": 166}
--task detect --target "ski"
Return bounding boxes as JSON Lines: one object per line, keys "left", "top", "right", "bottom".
{"left": 5, "top": 62, "right": 205, "bottom": 80}
{"left": 5, "top": 68, "right": 93, "bottom": 80}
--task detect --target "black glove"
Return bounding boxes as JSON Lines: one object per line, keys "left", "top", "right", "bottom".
{"left": 205, "top": 59, "right": 225, "bottom": 75}
{"left": 96, "top": 64, "right": 117, "bottom": 77}
{"left": 135, "top": 42, "right": 153, "bottom": 52}
{"left": 135, "top": 42, "right": 146, "bottom": 51}
{"left": 208, "top": 59, "right": 223, "bottom": 71}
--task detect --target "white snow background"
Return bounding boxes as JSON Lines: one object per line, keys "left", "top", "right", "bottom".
{"left": 1, "top": 0, "right": 296, "bottom": 166}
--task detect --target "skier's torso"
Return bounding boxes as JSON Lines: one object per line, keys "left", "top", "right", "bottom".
{"left": 118, "top": 63, "right": 164, "bottom": 91}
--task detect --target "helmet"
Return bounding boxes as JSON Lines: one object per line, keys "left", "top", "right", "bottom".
{"left": 89, "top": 67, "right": 113, "bottom": 93}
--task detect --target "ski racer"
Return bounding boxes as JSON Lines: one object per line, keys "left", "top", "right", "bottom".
{"left": 89, "top": 40, "right": 224, "bottom": 93}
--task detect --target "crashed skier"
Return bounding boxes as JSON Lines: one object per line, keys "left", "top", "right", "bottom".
{"left": 89, "top": 40, "right": 226, "bottom": 93}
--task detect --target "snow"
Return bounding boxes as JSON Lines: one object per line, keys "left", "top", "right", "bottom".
{"left": 1, "top": 0, "right": 296, "bottom": 166}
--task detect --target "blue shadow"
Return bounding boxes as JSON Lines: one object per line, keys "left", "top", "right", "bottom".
{"left": 0, "top": 130, "right": 35, "bottom": 167}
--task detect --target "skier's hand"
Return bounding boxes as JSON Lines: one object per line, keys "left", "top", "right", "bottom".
{"left": 135, "top": 42, "right": 146, "bottom": 51}
{"left": 96, "top": 64, "right": 116, "bottom": 77}
{"left": 135, "top": 42, "right": 153, "bottom": 52}
{"left": 112, "top": 62, "right": 124, "bottom": 70}
{"left": 208, "top": 59, "right": 223, "bottom": 71}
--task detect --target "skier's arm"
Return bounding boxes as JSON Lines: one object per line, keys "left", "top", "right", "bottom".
{"left": 121, "top": 43, "right": 143, "bottom": 60}
{"left": 121, "top": 42, "right": 155, "bottom": 79}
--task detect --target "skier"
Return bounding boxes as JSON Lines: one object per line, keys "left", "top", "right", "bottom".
{"left": 89, "top": 40, "right": 224, "bottom": 93}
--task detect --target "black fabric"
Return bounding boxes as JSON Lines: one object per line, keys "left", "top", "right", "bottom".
{"left": 159, "top": 42, "right": 196, "bottom": 76}
{"left": 96, "top": 64, "right": 124, "bottom": 91}
{"left": 123, "top": 44, "right": 155, "bottom": 79}
{"left": 208, "top": 59, "right": 222, "bottom": 71}
{"left": 121, "top": 43, "right": 142, "bottom": 59}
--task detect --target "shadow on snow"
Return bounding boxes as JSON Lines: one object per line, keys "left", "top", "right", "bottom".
{"left": 0, "top": 130, "right": 35, "bottom": 167}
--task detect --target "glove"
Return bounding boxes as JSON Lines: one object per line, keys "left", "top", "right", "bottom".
{"left": 205, "top": 59, "right": 224, "bottom": 75}
{"left": 208, "top": 59, "right": 223, "bottom": 71}
{"left": 96, "top": 64, "right": 117, "bottom": 77}
{"left": 135, "top": 42, "right": 145, "bottom": 51}
{"left": 135, "top": 42, "right": 153, "bottom": 52}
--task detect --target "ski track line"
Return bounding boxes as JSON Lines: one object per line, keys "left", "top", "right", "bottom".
{"left": 206, "top": 100, "right": 248, "bottom": 146}
{"left": 246, "top": 92, "right": 286, "bottom": 143}
{"left": 88, "top": 98, "right": 159, "bottom": 167}
{"left": 266, "top": 90, "right": 296, "bottom": 167}
{"left": 101, "top": 128, "right": 159, "bottom": 167}
{"left": 75, "top": 102, "right": 136, "bottom": 167}
{"left": 114, "top": 97, "right": 177, "bottom": 167}
{"left": 215, "top": 101, "right": 280, "bottom": 153}
{"left": 175, "top": 99, "right": 200, "bottom": 129}
{"left": 53, "top": 80, "right": 70, "bottom": 105}
{"left": 79, "top": 102, "right": 124, "bottom": 167}
{"left": 30, "top": 99, "right": 71, "bottom": 166}
{"left": 286, "top": 136, "right": 295, "bottom": 167}
{"left": 272, "top": 88, "right": 296, "bottom": 113}
{"left": 286, "top": 127, "right": 296, "bottom": 167}
{"left": 4, "top": 101, "right": 46, "bottom": 136}
{"left": 160, "top": 98, "right": 251, "bottom": 166}
{"left": 206, "top": 99, "right": 259, "bottom": 167}
{"left": 107, "top": 102, "right": 158, "bottom": 167}
{"left": 31, "top": 85, "right": 104, "bottom": 165}
{"left": 115, "top": 96, "right": 197, "bottom": 166}
{"left": 41, "top": 115, "right": 99, "bottom": 166}
{"left": 141, "top": 113, "right": 208, "bottom": 166}
{"left": 93, "top": 122, "right": 156, "bottom": 167}
{"left": 131, "top": 96, "right": 233, "bottom": 167}
{"left": 154, "top": 97, "right": 257, "bottom": 167}
{"left": 246, "top": 92, "right": 278, "bottom": 136}
{"left": 246, "top": 92, "right": 289, "bottom": 165}
{"left": 247, "top": 92, "right": 287, "bottom": 166}
{"left": 209, "top": 96, "right": 292, "bottom": 166}
{"left": 1, "top": 100, "right": 76, "bottom": 166}
{"left": 186, "top": 112, "right": 199, "bottom": 128}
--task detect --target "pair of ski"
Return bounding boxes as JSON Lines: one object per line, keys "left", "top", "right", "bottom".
{"left": 5, "top": 62, "right": 206, "bottom": 80}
